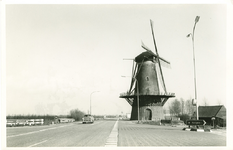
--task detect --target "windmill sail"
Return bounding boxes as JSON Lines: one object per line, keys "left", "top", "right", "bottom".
{"left": 156, "top": 62, "right": 166, "bottom": 94}
{"left": 159, "top": 58, "right": 171, "bottom": 69}
{"left": 150, "top": 19, "right": 167, "bottom": 94}
{"left": 128, "top": 63, "right": 137, "bottom": 94}
{"left": 141, "top": 41, "right": 171, "bottom": 68}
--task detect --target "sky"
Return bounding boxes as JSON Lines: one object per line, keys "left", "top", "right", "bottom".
{"left": 3, "top": 2, "right": 231, "bottom": 116}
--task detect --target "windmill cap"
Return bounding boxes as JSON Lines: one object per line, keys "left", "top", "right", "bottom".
{"left": 135, "top": 51, "right": 157, "bottom": 63}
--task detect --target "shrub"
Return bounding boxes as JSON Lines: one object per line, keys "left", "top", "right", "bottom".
{"left": 69, "top": 109, "right": 85, "bottom": 121}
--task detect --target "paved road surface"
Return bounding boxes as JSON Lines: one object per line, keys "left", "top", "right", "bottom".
{"left": 6, "top": 119, "right": 226, "bottom": 147}
{"left": 7, "top": 120, "right": 115, "bottom": 147}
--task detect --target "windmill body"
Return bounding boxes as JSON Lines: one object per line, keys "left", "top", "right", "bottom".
{"left": 120, "top": 20, "right": 175, "bottom": 121}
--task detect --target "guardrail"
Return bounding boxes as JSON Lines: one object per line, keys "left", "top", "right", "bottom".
{"left": 120, "top": 92, "right": 175, "bottom": 96}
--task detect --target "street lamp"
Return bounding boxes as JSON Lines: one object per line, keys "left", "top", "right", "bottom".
{"left": 121, "top": 76, "right": 140, "bottom": 123}
{"left": 187, "top": 16, "right": 200, "bottom": 120}
{"left": 90, "top": 91, "right": 99, "bottom": 115}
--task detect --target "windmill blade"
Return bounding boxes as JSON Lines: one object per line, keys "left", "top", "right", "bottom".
{"left": 142, "top": 41, "right": 171, "bottom": 69}
{"left": 128, "top": 63, "right": 138, "bottom": 93}
{"left": 159, "top": 58, "right": 171, "bottom": 69}
{"left": 131, "top": 60, "right": 135, "bottom": 80}
{"left": 156, "top": 63, "right": 166, "bottom": 92}
{"left": 128, "top": 77, "right": 135, "bottom": 94}
{"left": 150, "top": 19, "right": 167, "bottom": 94}
{"left": 150, "top": 20, "right": 159, "bottom": 54}
{"left": 141, "top": 41, "right": 157, "bottom": 57}
{"left": 159, "top": 56, "right": 170, "bottom": 65}
{"left": 141, "top": 41, "right": 153, "bottom": 53}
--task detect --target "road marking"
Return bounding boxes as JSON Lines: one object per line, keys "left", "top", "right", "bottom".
{"left": 28, "top": 140, "right": 48, "bottom": 147}
{"left": 7, "top": 124, "right": 73, "bottom": 138}
{"left": 105, "top": 120, "right": 118, "bottom": 147}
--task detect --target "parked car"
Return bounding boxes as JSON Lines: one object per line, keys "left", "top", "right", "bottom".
{"left": 16, "top": 120, "right": 27, "bottom": 126}
{"left": 26, "top": 119, "right": 35, "bottom": 126}
{"left": 6, "top": 120, "right": 16, "bottom": 127}
{"left": 82, "top": 115, "right": 94, "bottom": 124}
{"left": 34, "top": 119, "right": 44, "bottom": 125}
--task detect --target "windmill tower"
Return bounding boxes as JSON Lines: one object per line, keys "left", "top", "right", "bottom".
{"left": 120, "top": 20, "right": 175, "bottom": 121}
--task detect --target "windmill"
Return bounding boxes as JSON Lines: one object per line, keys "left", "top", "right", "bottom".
{"left": 120, "top": 20, "right": 175, "bottom": 121}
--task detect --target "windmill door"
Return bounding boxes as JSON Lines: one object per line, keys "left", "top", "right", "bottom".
{"left": 145, "top": 108, "right": 152, "bottom": 120}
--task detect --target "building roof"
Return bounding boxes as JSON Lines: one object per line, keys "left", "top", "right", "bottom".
{"left": 198, "top": 105, "right": 225, "bottom": 118}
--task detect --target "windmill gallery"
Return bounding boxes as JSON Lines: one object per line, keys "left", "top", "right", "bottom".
{"left": 120, "top": 20, "right": 175, "bottom": 121}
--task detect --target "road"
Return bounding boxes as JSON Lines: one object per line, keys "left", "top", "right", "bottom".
{"left": 6, "top": 119, "right": 226, "bottom": 147}
{"left": 7, "top": 120, "right": 116, "bottom": 147}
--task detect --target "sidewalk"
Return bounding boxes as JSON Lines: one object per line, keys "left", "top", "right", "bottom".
{"left": 128, "top": 120, "right": 227, "bottom": 135}
{"left": 118, "top": 120, "right": 226, "bottom": 146}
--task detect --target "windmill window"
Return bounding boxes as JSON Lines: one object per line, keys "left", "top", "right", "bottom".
{"left": 146, "top": 76, "right": 149, "bottom": 81}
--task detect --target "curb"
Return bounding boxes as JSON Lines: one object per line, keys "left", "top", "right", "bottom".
{"left": 182, "top": 127, "right": 212, "bottom": 132}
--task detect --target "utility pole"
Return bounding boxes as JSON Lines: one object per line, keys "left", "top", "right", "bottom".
{"left": 90, "top": 91, "right": 99, "bottom": 115}
{"left": 187, "top": 16, "right": 200, "bottom": 120}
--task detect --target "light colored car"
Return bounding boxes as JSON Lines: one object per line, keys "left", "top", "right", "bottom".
{"left": 6, "top": 120, "right": 16, "bottom": 127}
{"left": 26, "top": 120, "right": 35, "bottom": 126}
{"left": 82, "top": 115, "right": 94, "bottom": 124}
{"left": 34, "top": 119, "right": 44, "bottom": 125}
{"left": 16, "top": 120, "right": 27, "bottom": 126}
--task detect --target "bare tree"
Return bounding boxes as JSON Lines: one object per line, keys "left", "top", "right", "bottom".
{"left": 184, "top": 99, "right": 195, "bottom": 117}
{"left": 180, "top": 98, "right": 184, "bottom": 115}
{"left": 169, "top": 99, "right": 181, "bottom": 117}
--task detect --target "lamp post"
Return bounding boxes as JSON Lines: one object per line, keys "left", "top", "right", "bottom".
{"left": 187, "top": 16, "right": 200, "bottom": 120}
{"left": 121, "top": 76, "right": 140, "bottom": 123}
{"left": 90, "top": 91, "right": 99, "bottom": 115}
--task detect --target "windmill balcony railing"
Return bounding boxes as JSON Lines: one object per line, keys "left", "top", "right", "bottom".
{"left": 120, "top": 92, "right": 175, "bottom": 97}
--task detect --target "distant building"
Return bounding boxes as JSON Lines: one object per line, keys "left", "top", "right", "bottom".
{"left": 193, "top": 105, "right": 226, "bottom": 127}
